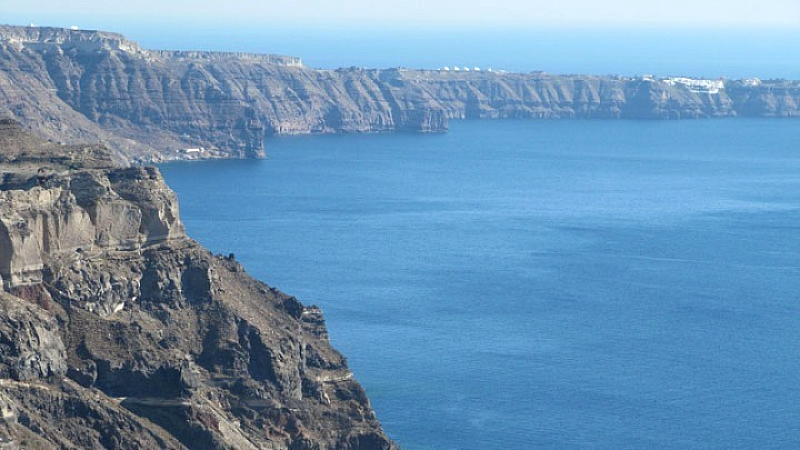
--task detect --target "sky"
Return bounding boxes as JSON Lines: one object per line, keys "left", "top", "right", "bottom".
{"left": 4, "top": 1, "right": 800, "bottom": 77}
{"left": 5, "top": 0, "right": 800, "bottom": 28}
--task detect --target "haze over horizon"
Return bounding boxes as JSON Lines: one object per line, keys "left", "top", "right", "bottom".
{"left": 5, "top": 1, "right": 800, "bottom": 78}
{"left": 5, "top": 0, "right": 800, "bottom": 27}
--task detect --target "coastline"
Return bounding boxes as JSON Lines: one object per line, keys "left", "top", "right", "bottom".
{"left": 1, "top": 24, "right": 799, "bottom": 166}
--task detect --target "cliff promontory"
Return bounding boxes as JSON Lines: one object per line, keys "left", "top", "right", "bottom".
{"left": 2, "top": 25, "right": 799, "bottom": 164}
{"left": 0, "top": 120, "right": 397, "bottom": 449}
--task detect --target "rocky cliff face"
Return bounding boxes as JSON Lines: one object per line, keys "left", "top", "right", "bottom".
{"left": 398, "top": 71, "right": 800, "bottom": 120}
{"left": 0, "top": 122, "right": 397, "bottom": 449}
{"left": 0, "top": 25, "right": 447, "bottom": 163}
{"left": 2, "top": 25, "right": 798, "bottom": 164}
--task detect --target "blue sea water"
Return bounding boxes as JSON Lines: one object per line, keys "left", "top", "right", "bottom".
{"left": 160, "top": 119, "right": 800, "bottom": 449}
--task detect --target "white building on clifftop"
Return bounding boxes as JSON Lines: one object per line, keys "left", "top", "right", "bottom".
{"left": 663, "top": 77, "right": 725, "bottom": 94}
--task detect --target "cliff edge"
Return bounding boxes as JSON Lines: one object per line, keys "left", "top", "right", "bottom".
{"left": 0, "top": 120, "right": 397, "bottom": 449}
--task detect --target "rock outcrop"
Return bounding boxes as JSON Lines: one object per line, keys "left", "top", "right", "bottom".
{"left": 0, "top": 121, "right": 397, "bottom": 449}
{"left": 1, "top": 25, "right": 799, "bottom": 164}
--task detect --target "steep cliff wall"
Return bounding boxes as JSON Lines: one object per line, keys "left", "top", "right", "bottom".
{"left": 397, "top": 70, "right": 800, "bottom": 120}
{"left": 0, "top": 122, "right": 397, "bottom": 449}
{"left": 0, "top": 25, "right": 447, "bottom": 162}
{"left": 1, "top": 25, "right": 799, "bottom": 165}
{"left": 0, "top": 166, "right": 184, "bottom": 288}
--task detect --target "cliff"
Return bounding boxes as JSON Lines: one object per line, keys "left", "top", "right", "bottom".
{"left": 2, "top": 25, "right": 799, "bottom": 164}
{"left": 0, "top": 25, "right": 446, "bottom": 163}
{"left": 0, "top": 120, "right": 397, "bottom": 449}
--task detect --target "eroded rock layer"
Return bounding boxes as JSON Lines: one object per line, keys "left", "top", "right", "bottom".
{"left": 0, "top": 122, "right": 396, "bottom": 449}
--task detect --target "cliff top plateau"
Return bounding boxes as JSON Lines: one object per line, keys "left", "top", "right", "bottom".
{"left": 0, "top": 120, "right": 397, "bottom": 449}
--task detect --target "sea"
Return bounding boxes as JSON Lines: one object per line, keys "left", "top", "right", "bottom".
{"left": 160, "top": 119, "right": 800, "bottom": 449}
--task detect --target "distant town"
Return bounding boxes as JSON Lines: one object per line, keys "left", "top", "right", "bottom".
{"left": 433, "top": 66, "right": 764, "bottom": 95}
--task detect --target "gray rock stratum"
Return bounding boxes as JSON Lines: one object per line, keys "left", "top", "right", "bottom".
{"left": 0, "top": 120, "right": 397, "bottom": 449}
{"left": 2, "top": 25, "right": 799, "bottom": 164}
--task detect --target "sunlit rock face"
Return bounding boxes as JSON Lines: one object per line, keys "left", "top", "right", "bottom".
{"left": 0, "top": 167, "right": 184, "bottom": 289}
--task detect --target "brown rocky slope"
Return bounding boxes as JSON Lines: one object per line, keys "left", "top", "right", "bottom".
{"left": 0, "top": 120, "right": 397, "bottom": 449}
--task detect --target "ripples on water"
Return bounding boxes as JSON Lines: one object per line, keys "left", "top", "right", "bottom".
{"left": 161, "top": 119, "right": 800, "bottom": 449}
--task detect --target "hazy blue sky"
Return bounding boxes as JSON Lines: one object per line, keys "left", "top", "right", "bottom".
{"left": 6, "top": 0, "right": 800, "bottom": 28}
{"left": 5, "top": 1, "right": 800, "bottom": 77}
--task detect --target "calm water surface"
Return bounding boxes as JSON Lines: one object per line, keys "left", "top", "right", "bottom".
{"left": 160, "top": 120, "right": 800, "bottom": 449}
